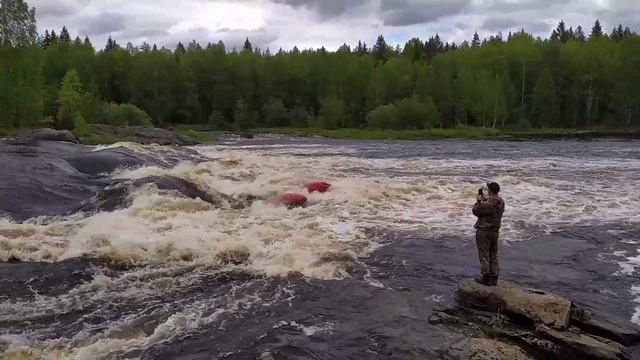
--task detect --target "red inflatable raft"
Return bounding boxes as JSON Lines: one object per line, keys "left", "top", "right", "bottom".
{"left": 268, "top": 193, "right": 308, "bottom": 207}
{"left": 304, "top": 181, "right": 332, "bottom": 193}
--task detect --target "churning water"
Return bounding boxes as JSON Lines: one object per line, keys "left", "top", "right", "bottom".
{"left": 1, "top": 135, "right": 639, "bottom": 359}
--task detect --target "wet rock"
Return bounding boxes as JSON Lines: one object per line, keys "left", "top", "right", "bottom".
{"left": 488, "top": 326, "right": 561, "bottom": 358}
{"left": 16, "top": 128, "right": 79, "bottom": 143}
{"left": 441, "top": 338, "right": 532, "bottom": 360}
{"left": 536, "top": 324, "right": 631, "bottom": 360}
{"left": 78, "top": 175, "right": 226, "bottom": 214}
{"left": 429, "top": 311, "right": 460, "bottom": 325}
{"left": 237, "top": 132, "right": 255, "bottom": 139}
{"left": 0, "top": 138, "right": 199, "bottom": 222}
{"left": 458, "top": 279, "right": 571, "bottom": 330}
{"left": 63, "top": 147, "right": 152, "bottom": 176}
{"left": 571, "top": 306, "right": 640, "bottom": 346}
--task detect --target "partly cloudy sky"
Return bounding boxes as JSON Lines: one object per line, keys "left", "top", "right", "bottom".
{"left": 31, "top": 0, "right": 640, "bottom": 50}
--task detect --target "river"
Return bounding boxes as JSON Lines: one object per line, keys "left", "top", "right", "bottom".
{"left": 1, "top": 135, "right": 639, "bottom": 359}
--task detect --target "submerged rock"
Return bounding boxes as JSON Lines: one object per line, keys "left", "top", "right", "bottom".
{"left": 77, "top": 175, "right": 232, "bottom": 214}
{"left": 0, "top": 137, "right": 202, "bottom": 222}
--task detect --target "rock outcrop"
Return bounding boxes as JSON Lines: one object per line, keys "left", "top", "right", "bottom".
{"left": 442, "top": 279, "right": 640, "bottom": 360}
{"left": 441, "top": 338, "right": 533, "bottom": 360}
{"left": 88, "top": 124, "right": 198, "bottom": 146}
{"left": 14, "top": 128, "right": 79, "bottom": 143}
{"left": 458, "top": 279, "right": 572, "bottom": 329}
{"left": 0, "top": 137, "right": 205, "bottom": 222}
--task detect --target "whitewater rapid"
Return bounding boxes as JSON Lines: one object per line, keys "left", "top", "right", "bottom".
{"left": 1, "top": 136, "right": 639, "bottom": 359}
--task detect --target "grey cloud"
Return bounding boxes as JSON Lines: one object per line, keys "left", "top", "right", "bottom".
{"left": 381, "top": 0, "right": 471, "bottom": 26}
{"left": 595, "top": 0, "right": 640, "bottom": 33}
{"left": 272, "top": 0, "right": 367, "bottom": 19}
{"left": 525, "top": 21, "right": 553, "bottom": 35}
{"left": 486, "top": 0, "right": 559, "bottom": 13}
{"left": 79, "top": 11, "right": 126, "bottom": 36}
{"left": 30, "top": 0, "right": 89, "bottom": 17}
{"left": 482, "top": 17, "right": 517, "bottom": 32}
{"left": 126, "top": 28, "right": 170, "bottom": 39}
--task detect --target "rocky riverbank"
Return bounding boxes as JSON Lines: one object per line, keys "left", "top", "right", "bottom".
{"left": 434, "top": 279, "right": 640, "bottom": 359}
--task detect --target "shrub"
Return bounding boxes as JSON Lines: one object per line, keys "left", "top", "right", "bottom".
{"left": 366, "top": 104, "right": 399, "bottom": 129}
{"left": 72, "top": 114, "right": 91, "bottom": 137}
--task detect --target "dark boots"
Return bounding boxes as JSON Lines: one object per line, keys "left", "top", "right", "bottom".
{"left": 475, "top": 275, "right": 491, "bottom": 286}
{"left": 475, "top": 275, "right": 499, "bottom": 286}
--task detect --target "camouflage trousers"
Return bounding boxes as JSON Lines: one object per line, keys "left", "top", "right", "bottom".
{"left": 476, "top": 229, "right": 500, "bottom": 277}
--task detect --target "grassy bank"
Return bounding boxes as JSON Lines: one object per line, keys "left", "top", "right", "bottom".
{"left": 252, "top": 127, "right": 640, "bottom": 140}
{"left": 252, "top": 127, "right": 503, "bottom": 140}
{"left": 170, "top": 124, "right": 218, "bottom": 143}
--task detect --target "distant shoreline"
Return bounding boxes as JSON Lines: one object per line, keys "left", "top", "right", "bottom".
{"left": 250, "top": 127, "right": 640, "bottom": 140}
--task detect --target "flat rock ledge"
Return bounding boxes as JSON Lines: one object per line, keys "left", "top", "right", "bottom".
{"left": 434, "top": 279, "right": 640, "bottom": 360}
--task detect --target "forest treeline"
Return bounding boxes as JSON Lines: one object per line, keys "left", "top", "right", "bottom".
{"left": 1, "top": 0, "right": 640, "bottom": 133}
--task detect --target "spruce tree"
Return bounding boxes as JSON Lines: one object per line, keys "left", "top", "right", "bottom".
{"left": 372, "top": 35, "right": 390, "bottom": 63}
{"left": 590, "top": 20, "right": 604, "bottom": 39}
{"left": 472, "top": 32, "right": 481, "bottom": 47}
{"left": 105, "top": 36, "right": 118, "bottom": 51}
{"left": 59, "top": 26, "right": 71, "bottom": 43}
{"left": 243, "top": 37, "right": 252, "bottom": 52}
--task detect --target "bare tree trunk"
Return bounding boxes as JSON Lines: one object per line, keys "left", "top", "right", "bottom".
{"left": 493, "top": 92, "right": 498, "bottom": 128}
{"left": 586, "top": 71, "right": 593, "bottom": 127}
{"left": 521, "top": 60, "right": 526, "bottom": 122}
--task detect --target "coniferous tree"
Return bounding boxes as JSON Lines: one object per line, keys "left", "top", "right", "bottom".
{"left": 243, "top": 37, "right": 252, "bottom": 53}
{"left": 59, "top": 26, "right": 71, "bottom": 43}
{"left": 41, "top": 29, "right": 50, "bottom": 48}
{"left": 575, "top": 26, "right": 586, "bottom": 42}
{"left": 590, "top": 20, "right": 604, "bottom": 39}
{"left": 372, "top": 35, "right": 390, "bottom": 63}
{"left": 105, "top": 36, "right": 118, "bottom": 51}
{"left": 472, "top": 32, "right": 481, "bottom": 47}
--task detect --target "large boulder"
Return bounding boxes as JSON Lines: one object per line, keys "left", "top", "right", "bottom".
{"left": 441, "top": 338, "right": 532, "bottom": 360}
{"left": 458, "top": 279, "right": 572, "bottom": 330}
{"left": 571, "top": 306, "right": 640, "bottom": 346}
{"left": 15, "top": 128, "right": 79, "bottom": 143}
{"left": 0, "top": 139, "right": 203, "bottom": 222}
{"left": 536, "top": 324, "right": 630, "bottom": 360}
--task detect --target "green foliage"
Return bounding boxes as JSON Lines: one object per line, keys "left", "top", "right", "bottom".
{"left": 57, "top": 69, "right": 83, "bottom": 130}
{"left": 207, "top": 110, "right": 226, "bottom": 130}
{"left": 254, "top": 127, "right": 503, "bottom": 139}
{"left": 366, "top": 104, "right": 399, "bottom": 129}
{"left": 394, "top": 96, "right": 440, "bottom": 129}
{"left": 72, "top": 114, "right": 90, "bottom": 137}
{"left": 103, "top": 103, "right": 153, "bottom": 126}
{"left": 233, "top": 99, "right": 258, "bottom": 130}
{"left": 0, "top": 8, "right": 639, "bottom": 134}
{"left": 262, "top": 98, "right": 290, "bottom": 127}
{"left": 0, "top": 0, "right": 37, "bottom": 47}
{"left": 531, "top": 69, "right": 560, "bottom": 127}
{"left": 319, "top": 96, "right": 344, "bottom": 130}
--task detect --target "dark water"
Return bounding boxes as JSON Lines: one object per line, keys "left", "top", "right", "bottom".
{"left": 1, "top": 136, "right": 640, "bottom": 359}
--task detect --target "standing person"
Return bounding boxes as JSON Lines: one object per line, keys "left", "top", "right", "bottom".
{"left": 473, "top": 182, "right": 505, "bottom": 286}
